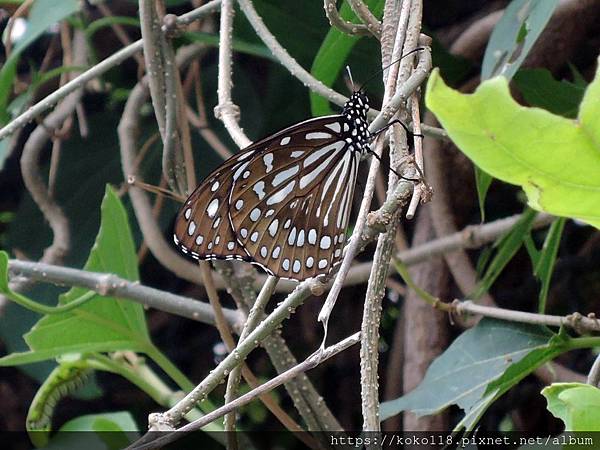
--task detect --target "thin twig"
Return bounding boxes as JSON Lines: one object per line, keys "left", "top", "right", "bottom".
{"left": 95, "top": 1, "right": 145, "bottom": 67}
{"left": 237, "top": 0, "right": 347, "bottom": 107}
{"left": 223, "top": 276, "right": 278, "bottom": 444}
{"left": 452, "top": 301, "right": 600, "bottom": 334}
{"left": 361, "top": 0, "right": 423, "bottom": 434}
{"left": 215, "top": 0, "right": 251, "bottom": 147}
{"left": 323, "top": 0, "right": 372, "bottom": 36}
{"left": 187, "top": 265, "right": 312, "bottom": 444}
{"left": 12, "top": 30, "right": 87, "bottom": 295}
{"left": 188, "top": 61, "right": 233, "bottom": 159}
{"left": 213, "top": 262, "right": 342, "bottom": 432}
{"left": 162, "top": 32, "right": 188, "bottom": 194}
{"left": 128, "top": 332, "right": 361, "bottom": 450}
{"left": 175, "top": 0, "right": 222, "bottom": 27}
{"left": 405, "top": 91, "right": 423, "bottom": 219}
{"left": 160, "top": 278, "right": 321, "bottom": 425}
{"left": 0, "top": 1, "right": 221, "bottom": 141}
{"left": 395, "top": 259, "right": 600, "bottom": 334}
{"left": 139, "top": 0, "right": 167, "bottom": 138}
{"left": 359, "top": 0, "right": 409, "bottom": 433}
{"left": 347, "top": 0, "right": 382, "bottom": 37}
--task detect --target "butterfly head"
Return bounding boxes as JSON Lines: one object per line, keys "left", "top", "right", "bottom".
{"left": 343, "top": 91, "right": 370, "bottom": 121}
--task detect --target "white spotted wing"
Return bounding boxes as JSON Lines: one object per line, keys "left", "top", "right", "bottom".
{"left": 174, "top": 91, "right": 371, "bottom": 281}
{"left": 229, "top": 118, "right": 360, "bottom": 280}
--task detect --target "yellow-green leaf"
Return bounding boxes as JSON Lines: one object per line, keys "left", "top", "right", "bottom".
{"left": 425, "top": 60, "right": 600, "bottom": 229}
{"left": 542, "top": 383, "right": 600, "bottom": 431}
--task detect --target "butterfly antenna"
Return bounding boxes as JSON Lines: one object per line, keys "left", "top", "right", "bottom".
{"left": 358, "top": 47, "right": 425, "bottom": 92}
{"left": 127, "top": 176, "right": 187, "bottom": 203}
{"left": 345, "top": 65, "right": 355, "bottom": 91}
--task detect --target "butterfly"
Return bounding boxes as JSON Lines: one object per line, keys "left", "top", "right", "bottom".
{"left": 173, "top": 90, "right": 372, "bottom": 282}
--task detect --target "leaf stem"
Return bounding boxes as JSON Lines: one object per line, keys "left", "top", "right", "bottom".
{"left": 144, "top": 345, "right": 194, "bottom": 392}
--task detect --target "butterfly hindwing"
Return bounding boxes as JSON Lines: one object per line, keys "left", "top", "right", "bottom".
{"left": 174, "top": 153, "right": 253, "bottom": 262}
{"left": 229, "top": 117, "right": 361, "bottom": 280}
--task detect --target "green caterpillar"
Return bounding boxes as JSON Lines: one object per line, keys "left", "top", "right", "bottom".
{"left": 27, "top": 360, "right": 92, "bottom": 447}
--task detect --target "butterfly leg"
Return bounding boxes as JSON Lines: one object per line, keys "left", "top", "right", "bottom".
{"left": 366, "top": 148, "right": 420, "bottom": 183}
{"left": 369, "top": 119, "right": 424, "bottom": 141}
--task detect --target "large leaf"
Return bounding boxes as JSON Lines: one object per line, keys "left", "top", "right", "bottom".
{"left": 0, "top": 186, "right": 150, "bottom": 366}
{"left": 425, "top": 64, "right": 600, "bottom": 229}
{"left": 542, "top": 383, "right": 600, "bottom": 431}
{"left": 0, "top": 111, "right": 141, "bottom": 380}
{"left": 476, "top": 0, "right": 559, "bottom": 217}
{"left": 380, "top": 319, "right": 563, "bottom": 429}
{"left": 481, "top": 0, "right": 560, "bottom": 81}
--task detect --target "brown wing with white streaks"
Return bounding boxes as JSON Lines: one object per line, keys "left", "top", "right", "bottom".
{"left": 228, "top": 116, "right": 360, "bottom": 280}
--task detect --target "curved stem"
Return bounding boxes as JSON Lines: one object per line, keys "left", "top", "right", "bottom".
{"left": 144, "top": 345, "right": 195, "bottom": 392}
{"left": 4, "top": 289, "right": 97, "bottom": 315}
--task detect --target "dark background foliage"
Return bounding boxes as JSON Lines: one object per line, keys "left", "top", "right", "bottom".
{"left": 0, "top": 0, "right": 599, "bottom": 443}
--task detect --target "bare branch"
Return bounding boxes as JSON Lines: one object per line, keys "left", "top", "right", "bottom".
{"left": 13, "top": 30, "right": 87, "bottom": 290}
{"left": 129, "top": 332, "right": 361, "bottom": 450}
{"left": 215, "top": 0, "right": 251, "bottom": 147}
{"left": 323, "top": 0, "right": 372, "bottom": 37}
{"left": 7, "top": 258, "right": 242, "bottom": 327}
{"left": 0, "top": 1, "right": 221, "bottom": 141}
{"left": 238, "top": 0, "right": 347, "bottom": 107}
{"left": 213, "top": 262, "right": 342, "bottom": 432}
{"left": 347, "top": 0, "right": 382, "bottom": 37}
{"left": 158, "top": 279, "right": 320, "bottom": 425}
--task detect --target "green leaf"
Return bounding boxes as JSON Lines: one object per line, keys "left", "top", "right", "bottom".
{"left": 0, "top": 0, "right": 80, "bottom": 123}
{"left": 0, "top": 138, "right": 9, "bottom": 171}
{"left": 59, "top": 411, "right": 139, "bottom": 432}
{"left": 474, "top": 168, "right": 492, "bottom": 222}
{"left": 309, "top": 0, "right": 383, "bottom": 116}
{"left": 534, "top": 218, "right": 565, "bottom": 313}
{"left": 0, "top": 111, "right": 145, "bottom": 378}
{"left": 38, "top": 412, "right": 139, "bottom": 450}
{"left": 476, "top": 0, "right": 560, "bottom": 214}
{"left": 0, "top": 186, "right": 150, "bottom": 366}
{"left": 472, "top": 208, "right": 537, "bottom": 299}
{"left": 523, "top": 233, "right": 541, "bottom": 268}
{"left": 513, "top": 69, "right": 586, "bottom": 118}
{"left": 380, "top": 319, "right": 561, "bottom": 430}
{"left": 425, "top": 65, "right": 600, "bottom": 229}
{"left": 481, "top": 0, "right": 560, "bottom": 80}
{"left": 542, "top": 383, "right": 600, "bottom": 431}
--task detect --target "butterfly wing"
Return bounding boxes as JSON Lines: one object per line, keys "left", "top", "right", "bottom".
{"left": 173, "top": 150, "right": 254, "bottom": 262}
{"left": 174, "top": 114, "right": 361, "bottom": 281}
{"left": 229, "top": 116, "right": 360, "bottom": 280}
